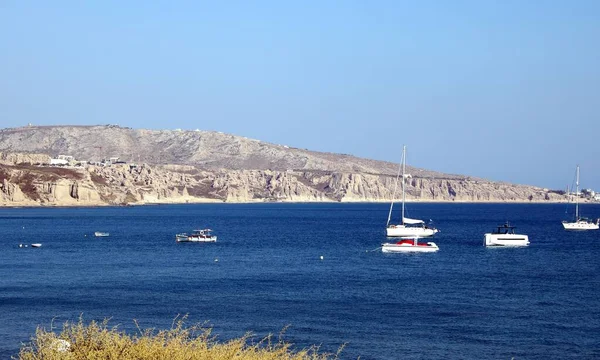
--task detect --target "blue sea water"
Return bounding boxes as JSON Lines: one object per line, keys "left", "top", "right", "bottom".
{"left": 0, "top": 203, "right": 599, "bottom": 359}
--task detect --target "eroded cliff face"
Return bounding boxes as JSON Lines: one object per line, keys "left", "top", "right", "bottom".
{"left": 0, "top": 161, "right": 567, "bottom": 206}
{"left": 0, "top": 165, "right": 102, "bottom": 206}
{"left": 0, "top": 152, "right": 51, "bottom": 166}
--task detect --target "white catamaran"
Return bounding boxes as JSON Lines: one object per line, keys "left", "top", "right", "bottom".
{"left": 484, "top": 222, "right": 529, "bottom": 247}
{"left": 385, "top": 145, "right": 439, "bottom": 237}
{"left": 562, "top": 165, "right": 599, "bottom": 231}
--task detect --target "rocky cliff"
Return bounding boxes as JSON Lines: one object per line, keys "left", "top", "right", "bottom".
{"left": 0, "top": 152, "right": 51, "bottom": 166}
{"left": 0, "top": 160, "right": 567, "bottom": 206}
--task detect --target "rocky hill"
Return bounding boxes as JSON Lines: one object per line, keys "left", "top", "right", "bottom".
{"left": 0, "top": 125, "right": 571, "bottom": 206}
{"left": 0, "top": 125, "right": 463, "bottom": 178}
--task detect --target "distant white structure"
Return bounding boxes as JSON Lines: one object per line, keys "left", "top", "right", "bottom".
{"left": 99, "top": 157, "right": 121, "bottom": 166}
{"left": 49, "top": 155, "right": 77, "bottom": 166}
{"left": 58, "top": 155, "right": 74, "bottom": 161}
{"left": 50, "top": 158, "right": 68, "bottom": 166}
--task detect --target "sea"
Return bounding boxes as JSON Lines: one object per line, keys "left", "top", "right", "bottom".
{"left": 1, "top": 203, "right": 599, "bottom": 359}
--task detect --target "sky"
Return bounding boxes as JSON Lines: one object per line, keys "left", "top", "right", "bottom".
{"left": 1, "top": 1, "right": 599, "bottom": 190}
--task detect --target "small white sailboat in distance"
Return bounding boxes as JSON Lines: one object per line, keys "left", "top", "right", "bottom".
{"left": 386, "top": 145, "right": 439, "bottom": 237}
{"left": 562, "top": 165, "right": 599, "bottom": 231}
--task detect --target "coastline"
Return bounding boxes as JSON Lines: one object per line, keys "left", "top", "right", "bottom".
{"left": 0, "top": 198, "right": 589, "bottom": 208}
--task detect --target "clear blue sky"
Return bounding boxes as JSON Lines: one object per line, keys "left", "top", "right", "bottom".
{"left": 1, "top": 1, "right": 598, "bottom": 190}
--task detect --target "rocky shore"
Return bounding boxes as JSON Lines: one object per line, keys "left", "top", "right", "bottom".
{"left": 0, "top": 153, "right": 569, "bottom": 206}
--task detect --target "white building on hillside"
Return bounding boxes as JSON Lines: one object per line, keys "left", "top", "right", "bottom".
{"left": 50, "top": 158, "right": 69, "bottom": 166}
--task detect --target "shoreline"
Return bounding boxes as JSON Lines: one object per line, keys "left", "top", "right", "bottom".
{"left": 0, "top": 198, "right": 595, "bottom": 209}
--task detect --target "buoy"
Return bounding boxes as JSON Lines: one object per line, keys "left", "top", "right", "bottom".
{"left": 320, "top": 255, "right": 324, "bottom": 260}
{"left": 19, "top": 244, "right": 23, "bottom": 248}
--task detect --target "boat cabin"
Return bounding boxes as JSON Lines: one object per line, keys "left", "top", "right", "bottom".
{"left": 191, "top": 229, "right": 213, "bottom": 237}
{"left": 493, "top": 222, "right": 516, "bottom": 235}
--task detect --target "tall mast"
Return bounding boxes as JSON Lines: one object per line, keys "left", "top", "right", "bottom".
{"left": 386, "top": 157, "right": 402, "bottom": 227}
{"left": 401, "top": 145, "right": 406, "bottom": 225}
{"left": 576, "top": 165, "right": 579, "bottom": 219}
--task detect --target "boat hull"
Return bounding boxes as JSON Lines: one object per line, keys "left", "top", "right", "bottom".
{"left": 386, "top": 225, "right": 438, "bottom": 237}
{"left": 176, "top": 236, "right": 217, "bottom": 243}
{"left": 382, "top": 241, "right": 439, "bottom": 253}
{"left": 562, "top": 221, "right": 599, "bottom": 231}
{"left": 484, "top": 234, "right": 529, "bottom": 247}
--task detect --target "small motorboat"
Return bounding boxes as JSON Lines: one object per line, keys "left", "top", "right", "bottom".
{"left": 94, "top": 232, "right": 110, "bottom": 237}
{"left": 31, "top": 243, "right": 42, "bottom": 248}
{"left": 382, "top": 237, "right": 439, "bottom": 253}
{"left": 484, "top": 222, "right": 529, "bottom": 247}
{"left": 176, "top": 229, "right": 217, "bottom": 243}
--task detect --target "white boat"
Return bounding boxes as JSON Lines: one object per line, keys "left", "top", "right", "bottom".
{"left": 484, "top": 222, "right": 529, "bottom": 247}
{"left": 94, "top": 232, "right": 110, "bottom": 237}
{"left": 176, "top": 229, "right": 217, "bottom": 243}
{"left": 386, "top": 145, "right": 439, "bottom": 237}
{"left": 31, "top": 243, "right": 42, "bottom": 248}
{"left": 562, "top": 165, "right": 599, "bottom": 231}
{"left": 382, "top": 237, "right": 439, "bottom": 253}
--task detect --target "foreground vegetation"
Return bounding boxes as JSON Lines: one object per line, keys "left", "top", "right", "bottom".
{"left": 18, "top": 317, "right": 340, "bottom": 360}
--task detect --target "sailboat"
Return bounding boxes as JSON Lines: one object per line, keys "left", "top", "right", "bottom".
{"left": 382, "top": 146, "right": 439, "bottom": 253}
{"left": 385, "top": 145, "right": 439, "bottom": 237}
{"left": 562, "top": 165, "right": 599, "bottom": 230}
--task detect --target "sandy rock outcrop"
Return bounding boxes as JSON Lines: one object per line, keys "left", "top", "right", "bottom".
{"left": 0, "top": 152, "right": 51, "bottom": 165}
{"left": 1, "top": 178, "right": 27, "bottom": 202}
{"left": 0, "top": 165, "right": 104, "bottom": 206}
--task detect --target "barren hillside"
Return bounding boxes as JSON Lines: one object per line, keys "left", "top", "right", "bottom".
{"left": 0, "top": 125, "right": 464, "bottom": 179}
